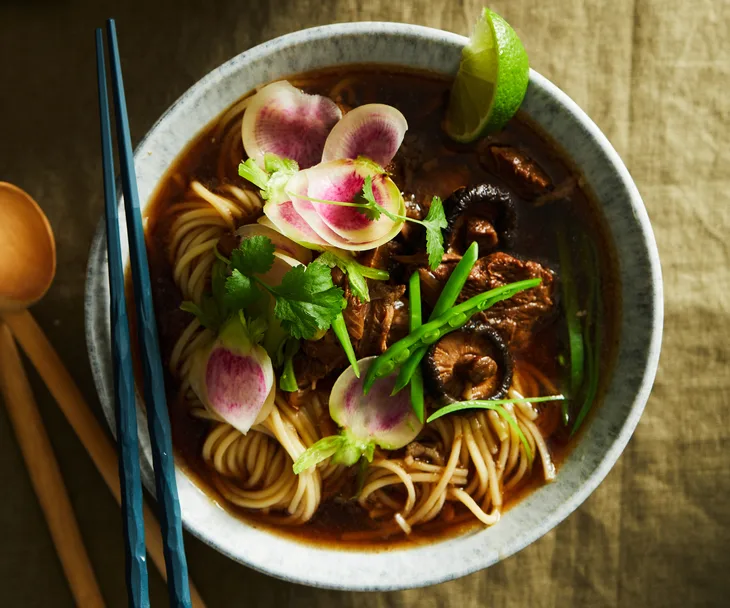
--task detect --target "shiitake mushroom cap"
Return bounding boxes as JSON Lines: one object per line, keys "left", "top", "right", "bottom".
{"left": 442, "top": 184, "right": 517, "bottom": 254}
{"left": 424, "top": 321, "right": 514, "bottom": 405}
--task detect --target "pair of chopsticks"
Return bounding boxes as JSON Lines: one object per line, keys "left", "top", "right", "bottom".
{"left": 96, "top": 20, "right": 192, "bottom": 608}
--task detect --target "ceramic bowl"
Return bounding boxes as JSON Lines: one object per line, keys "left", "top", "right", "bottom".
{"left": 85, "top": 22, "right": 663, "bottom": 590}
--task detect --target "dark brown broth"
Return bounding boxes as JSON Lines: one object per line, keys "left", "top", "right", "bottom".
{"left": 139, "top": 65, "right": 620, "bottom": 548}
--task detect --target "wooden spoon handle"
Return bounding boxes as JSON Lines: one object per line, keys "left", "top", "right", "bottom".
{"left": 3, "top": 310, "right": 207, "bottom": 608}
{"left": 0, "top": 322, "right": 105, "bottom": 608}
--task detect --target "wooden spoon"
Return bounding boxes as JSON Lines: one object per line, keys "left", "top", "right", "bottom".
{"left": 0, "top": 182, "right": 103, "bottom": 606}
{"left": 0, "top": 182, "right": 56, "bottom": 312}
{"left": 0, "top": 183, "right": 206, "bottom": 607}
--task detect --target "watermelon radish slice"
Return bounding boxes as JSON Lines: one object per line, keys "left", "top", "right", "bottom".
{"left": 236, "top": 223, "right": 312, "bottom": 264}
{"left": 286, "top": 170, "right": 364, "bottom": 249}
{"left": 322, "top": 104, "right": 408, "bottom": 167}
{"left": 292, "top": 357, "right": 423, "bottom": 473}
{"left": 262, "top": 198, "right": 329, "bottom": 250}
{"left": 242, "top": 81, "right": 342, "bottom": 169}
{"left": 303, "top": 159, "right": 403, "bottom": 243}
{"left": 190, "top": 314, "right": 275, "bottom": 435}
{"left": 285, "top": 159, "right": 405, "bottom": 251}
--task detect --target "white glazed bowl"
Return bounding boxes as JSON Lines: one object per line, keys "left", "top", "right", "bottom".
{"left": 85, "top": 23, "right": 663, "bottom": 590}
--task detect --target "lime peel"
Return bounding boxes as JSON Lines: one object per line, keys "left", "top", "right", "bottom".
{"left": 445, "top": 8, "right": 529, "bottom": 142}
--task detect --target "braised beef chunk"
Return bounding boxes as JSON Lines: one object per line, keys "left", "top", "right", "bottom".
{"left": 482, "top": 145, "right": 552, "bottom": 200}
{"left": 356, "top": 283, "right": 407, "bottom": 357}
{"left": 293, "top": 357, "right": 330, "bottom": 389}
{"left": 460, "top": 252, "right": 556, "bottom": 349}
{"left": 388, "top": 298, "right": 410, "bottom": 346}
{"left": 417, "top": 261, "right": 456, "bottom": 308}
{"left": 443, "top": 184, "right": 517, "bottom": 255}
{"left": 415, "top": 253, "right": 463, "bottom": 308}
{"left": 330, "top": 266, "right": 346, "bottom": 288}
{"left": 343, "top": 294, "right": 367, "bottom": 342}
{"left": 295, "top": 330, "right": 348, "bottom": 388}
{"left": 399, "top": 194, "right": 427, "bottom": 244}
{"left": 357, "top": 240, "right": 403, "bottom": 273}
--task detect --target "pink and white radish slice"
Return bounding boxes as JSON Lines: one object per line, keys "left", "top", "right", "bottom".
{"left": 293, "top": 159, "right": 403, "bottom": 243}
{"left": 236, "top": 223, "right": 312, "bottom": 264}
{"left": 262, "top": 198, "right": 330, "bottom": 250}
{"left": 285, "top": 159, "right": 406, "bottom": 251}
{"left": 242, "top": 81, "right": 342, "bottom": 169}
{"left": 322, "top": 104, "right": 408, "bottom": 167}
{"left": 284, "top": 171, "right": 356, "bottom": 249}
{"left": 190, "top": 315, "right": 275, "bottom": 435}
{"left": 293, "top": 357, "right": 423, "bottom": 473}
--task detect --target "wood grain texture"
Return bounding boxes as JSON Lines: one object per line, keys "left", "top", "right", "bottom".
{"left": 0, "top": 0, "right": 727, "bottom": 606}
{"left": 0, "top": 322, "right": 104, "bottom": 608}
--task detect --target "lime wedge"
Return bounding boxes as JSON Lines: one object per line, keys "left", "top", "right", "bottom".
{"left": 445, "top": 8, "right": 529, "bottom": 142}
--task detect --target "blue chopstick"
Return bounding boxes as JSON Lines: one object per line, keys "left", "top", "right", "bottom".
{"left": 101, "top": 19, "right": 192, "bottom": 608}
{"left": 95, "top": 28, "right": 149, "bottom": 608}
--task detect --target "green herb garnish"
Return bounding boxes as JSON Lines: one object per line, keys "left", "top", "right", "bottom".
{"left": 183, "top": 235, "right": 345, "bottom": 342}
{"left": 331, "top": 313, "right": 360, "bottom": 377}
{"left": 557, "top": 230, "right": 584, "bottom": 425}
{"left": 407, "top": 271, "right": 425, "bottom": 423}
{"left": 263, "top": 262, "right": 346, "bottom": 340}
{"left": 358, "top": 177, "right": 446, "bottom": 270}
{"left": 279, "top": 338, "right": 300, "bottom": 392}
{"left": 238, "top": 153, "right": 299, "bottom": 204}
{"left": 571, "top": 238, "right": 602, "bottom": 435}
{"left": 428, "top": 396, "right": 565, "bottom": 463}
{"left": 230, "top": 234, "right": 276, "bottom": 276}
{"left": 317, "top": 250, "right": 389, "bottom": 302}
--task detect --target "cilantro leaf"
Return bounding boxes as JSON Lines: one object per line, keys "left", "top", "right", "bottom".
{"left": 269, "top": 262, "right": 346, "bottom": 339}
{"left": 180, "top": 296, "right": 223, "bottom": 331}
{"left": 356, "top": 176, "right": 383, "bottom": 221}
{"left": 357, "top": 175, "right": 402, "bottom": 223}
{"left": 230, "top": 236, "right": 276, "bottom": 277}
{"left": 224, "top": 269, "right": 262, "bottom": 311}
{"left": 318, "top": 250, "right": 389, "bottom": 302}
{"left": 422, "top": 196, "right": 447, "bottom": 270}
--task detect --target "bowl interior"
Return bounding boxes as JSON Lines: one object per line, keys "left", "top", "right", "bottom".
{"left": 85, "top": 22, "right": 662, "bottom": 590}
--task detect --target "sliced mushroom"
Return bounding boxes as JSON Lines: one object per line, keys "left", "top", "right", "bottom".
{"left": 425, "top": 322, "right": 513, "bottom": 405}
{"left": 442, "top": 184, "right": 517, "bottom": 255}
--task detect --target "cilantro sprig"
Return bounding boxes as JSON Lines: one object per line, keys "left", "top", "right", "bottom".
{"left": 183, "top": 234, "right": 345, "bottom": 343}
{"left": 226, "top": 238, "right": 345, "bottom": 340}
{"left": 261, "top": 263, "right": 346, "bottom": 339}
{"left": 358, "top": 178, "right": 447, "bottom": 270}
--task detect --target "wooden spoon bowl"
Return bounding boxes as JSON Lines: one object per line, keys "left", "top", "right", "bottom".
{"left": 0, "top": 182, "right": 56, "bottom": 312}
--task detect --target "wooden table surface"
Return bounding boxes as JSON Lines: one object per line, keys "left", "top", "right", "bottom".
{"left": 1, "top": 1, "right": 728, "bottom": 606}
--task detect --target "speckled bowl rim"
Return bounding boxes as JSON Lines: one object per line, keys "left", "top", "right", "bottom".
{"left": 85, "top": 22, "right": 663, "bottom": 591}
